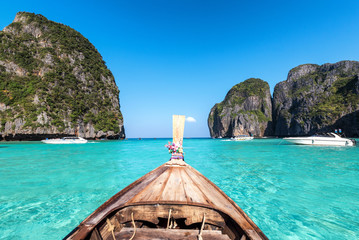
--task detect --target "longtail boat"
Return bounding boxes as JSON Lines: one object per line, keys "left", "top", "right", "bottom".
{"left": 64, "top": 115, "right": 268, "bottom": 240}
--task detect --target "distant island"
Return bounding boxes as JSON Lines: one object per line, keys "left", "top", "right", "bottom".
{"left": 208, "top": 61, "right": 359, "bottom": 138}
{"left": 208, "top": 78, "right": 273, "bottom": 138}
{"left": 0, "top": 12, "right": 125, "bottom": 140}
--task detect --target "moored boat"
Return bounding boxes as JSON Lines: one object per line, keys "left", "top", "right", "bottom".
{"left": 231, "top": 135, "right": 254, "bottom": 141}
{"left": 284, "top": 132, "right": 356, "bottom": 146}
{"left": 64, "top": 115, "right": 268, "bottom": 240}
{"left": 41, "top": 136, "right": 88, "bottom": 144}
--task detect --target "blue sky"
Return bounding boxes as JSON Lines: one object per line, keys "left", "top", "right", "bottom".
{"left": 1, "top": 0, "right": 359, "bottom": 138}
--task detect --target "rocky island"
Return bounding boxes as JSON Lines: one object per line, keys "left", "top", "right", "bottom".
{"left": 0, "top": 12, "right": 125, "bottom": 140}
{"left": 208, "top": 61, "right": 359, "bottom": 138}
{"left": 273, "top": 60, "right": 359, "bottom": 137}
{"left": 208, "top": 78, "right": 272, "bottom": 138}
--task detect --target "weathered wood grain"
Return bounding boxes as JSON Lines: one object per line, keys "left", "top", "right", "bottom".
{"left": 115, "top": 204, "right": 226, "bottom": 228}
{"left": 129, "top": 167, "right": 171, "bottom": 203}
{"left": 116, "top": 228, "right": 231, "bottom": 240}
{"left": 159, "top": 167, "right": 187, "bottom": 202}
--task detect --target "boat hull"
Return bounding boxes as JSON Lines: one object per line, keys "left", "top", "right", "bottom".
{"left": 41, "top": 138, "right": 88, "bottom": 144}
{"left": 232, "top": 137, "right": 253, "bottom": 141}
{"left": 284, "top": 137, "right": 354, "bottom": 146}
{"left": 64, "top": 160, "right": 268, "bottom": 240}
{"left": 231, "top": 136, "right": 254, "bottom": 141}
{"left": 41, "top": 140, "right": 87, "bottom": 144}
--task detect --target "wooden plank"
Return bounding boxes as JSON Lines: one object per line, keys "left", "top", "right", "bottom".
{"left": 129, "top": 167, "right": 172, "bottom": 203}
{"left": 159, "top": 167, "right": 187, "bottom": 202}
{"left": 116, "top": 228, "right": 231, "bottom": 240}
{"left": 115, "top": 204, "right": 225, "bottom": 228}
{"left": 180, "top": 166, "right": 213, "bottom": 204}
{"left": 183, "top": 166, "right": 227, "bottom": 208}
{"left": 89, "top": 228, "right": 102, "bottom": 240}
{"left": 98, "top": 217, "right": 119, "bottom": 240}
{"left": 185, "top": 166, "right": 238, "bottom": 209}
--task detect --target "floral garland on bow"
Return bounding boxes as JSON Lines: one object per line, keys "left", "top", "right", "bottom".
{"left": 165, "top": 142, "right": 184, "bottom": 154}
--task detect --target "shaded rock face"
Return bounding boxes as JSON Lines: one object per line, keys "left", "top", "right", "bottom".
{"left": 0, "top": 12, "right": 125, "bottom": 140}
{"left": 273, "top": 61, "right": 359, "bottom": 137}
{"left": 208, "top": 78, "right": 273, "bottom": 138}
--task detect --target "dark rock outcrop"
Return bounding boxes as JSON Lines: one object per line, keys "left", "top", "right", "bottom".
{"left": 208, "top": 78, "right": 272, "bottom": 138}
{"left": 0, "top": 12, "right": 125, "bottom": 140}
{"left": 273, "top": 60, "right": 359, "bottom": 137}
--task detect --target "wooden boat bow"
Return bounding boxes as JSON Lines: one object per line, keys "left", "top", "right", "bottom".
{"left": 64, "top": 159, "right": 268, "bottom": 240}
{"left": 64, "top": 116, "right": 268, "bottom": 240}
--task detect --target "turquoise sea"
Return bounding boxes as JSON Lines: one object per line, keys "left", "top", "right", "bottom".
{"left": 1, "top": 138, "right": 359, "bottom": 240}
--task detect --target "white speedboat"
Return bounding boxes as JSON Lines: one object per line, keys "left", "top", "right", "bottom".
{"left": 41, "top": 136, "right": 88, "bottom": 144}
{"left": 231, "top": 135, "right": 254, "bottom": 141}
{"left": 284, "top": 133, "right": 356, "bottom": 146}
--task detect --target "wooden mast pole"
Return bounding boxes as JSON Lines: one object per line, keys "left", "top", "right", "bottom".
{"left": 171, "top": 115, "right": 185, "bottom": 161}
{"left": 172, "top": 115, "right": 185, "bottom": 146}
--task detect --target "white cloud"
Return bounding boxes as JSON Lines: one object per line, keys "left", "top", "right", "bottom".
{"left": 186, "top": 117, "right": 196, "bottom": 123}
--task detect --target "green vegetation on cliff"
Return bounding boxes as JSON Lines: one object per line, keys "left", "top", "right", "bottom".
{"left": 216, "top": 78, "right": 270, "bottom": 121}
{"left": 224, "top": 78, "right": 268, "bottom": 105}
{"left": 310, "top": 75, "right": 359, "bottom": 123}
{"left": 0, "top": 12, "right": 124, "bottom": 136}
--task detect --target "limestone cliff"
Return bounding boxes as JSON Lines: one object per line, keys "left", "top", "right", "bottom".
{"left": 273, "top": 60, "right": 359, "bottom": 137}
{"left": 208, "top": 78, "right": 272, "bottom": 138}
{"left": 0, "top": 12, "right": 125, "bottom": 140}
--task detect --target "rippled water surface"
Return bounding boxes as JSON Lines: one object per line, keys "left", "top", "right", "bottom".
{"left": 1, "top": 138, "right": 359, "bottom": 239}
